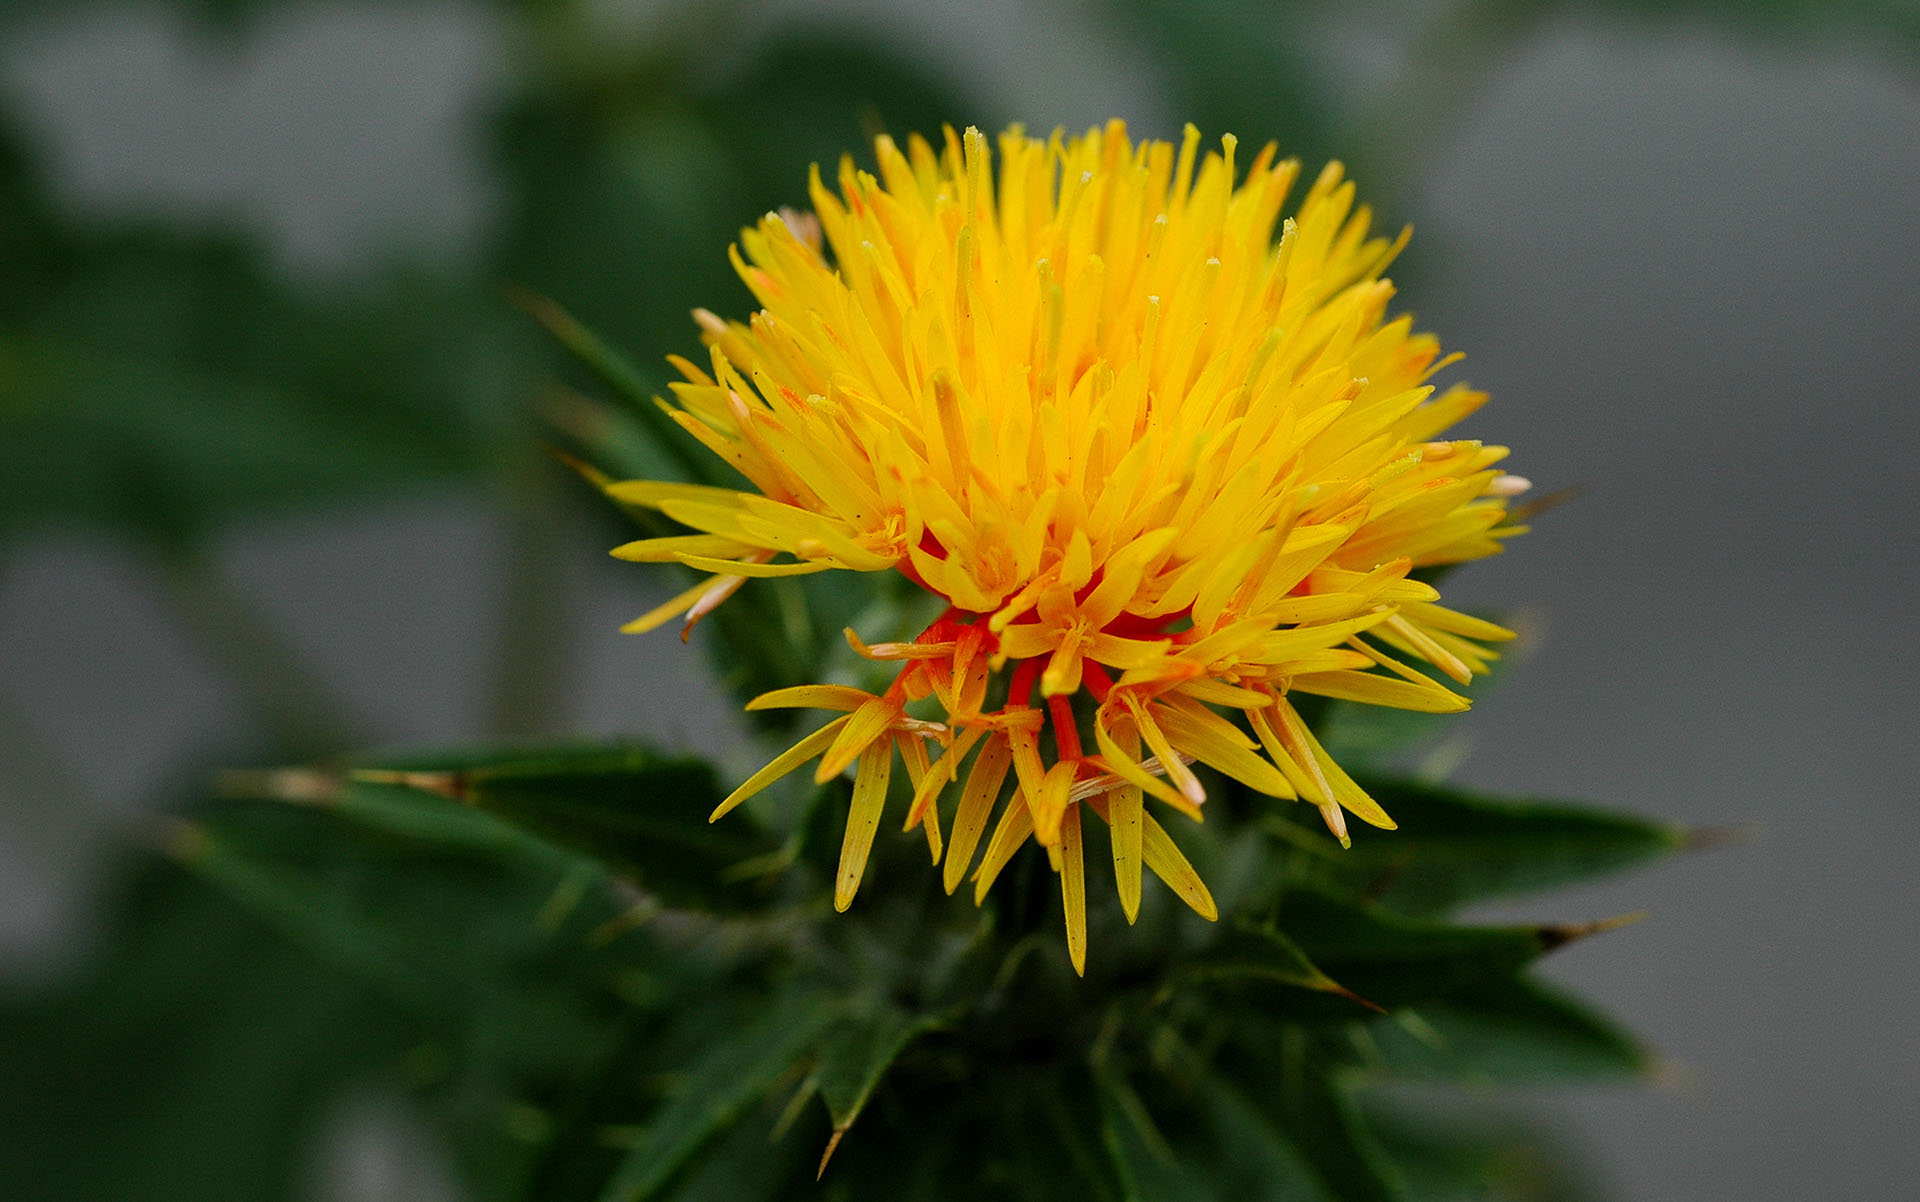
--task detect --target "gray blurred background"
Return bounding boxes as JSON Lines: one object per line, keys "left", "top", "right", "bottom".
{"left": 2, "top": 1, "right": 1916, "bottom": 1199}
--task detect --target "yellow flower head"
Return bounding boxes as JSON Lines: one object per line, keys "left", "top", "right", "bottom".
{"left": 609, "top": 121, "right": 1526, "bottom": 972}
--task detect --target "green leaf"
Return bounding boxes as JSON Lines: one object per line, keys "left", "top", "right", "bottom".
{"left": 1271, "top": 886, "right": 1623, "bottom": 1015}
{"left": 1353, "top": 975, "right": 1652, "bottom": 1086}
{"left": 0, "top": 858, "right": 407, "bottom": 1202}
{"left": 1094, "top": 1064, "right": 1217, "bottom": 1202}
{"left": 350, "top": 743, "right": 787, "bottom": 913}
{"left": 0, "top": 230, "right": 534, "bottom": 544}
{"left": 1363, "top": 1100, "right": 1605, "bottom": 1202}
{"left": 1210, "top": 1057, "right": 1398, "bottom": 1202}
{"left": 1163, "top": 920, "right": 1381, "bottom": 1016}
{"left": 0, "top": 772, "right": 707, "bottom": 1202}
{"left": 814, "top": 1004, "right": 950, "bottom": 1134}
{"left": 596, "top": 993, "right": 838, "bottom": 1202}
{"left": 1266, "top": 1067, "right": 1404, "bottom": 1202}
{"left": 174, "top": 800, "right": 689, "bottom": 1174}
{"left": 1265, "top": 776, "right": 1686, "bottom": 915}
{"left": 1034, "top": 1077, "right": 1134, "bottom": 1202}
{"left": 646, "top": 1085, "right": 815, "bottom": 1202}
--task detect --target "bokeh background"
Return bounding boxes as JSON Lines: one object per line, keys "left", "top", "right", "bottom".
{"left": 2, "top": 1, "right": 1916, "bottom": 1200}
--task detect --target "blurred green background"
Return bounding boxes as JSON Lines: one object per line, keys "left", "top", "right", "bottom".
{"left": 1, "top": 1, "right": 1916, "bottom": 1199}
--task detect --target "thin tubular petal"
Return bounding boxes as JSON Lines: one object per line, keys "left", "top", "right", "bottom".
{"left": 1060, "top": 804, "right": 1088, "bottom": 975}
{"left": 710, "top": 716, "right": 850, "bottom": 821}
{"left": 834, "top": 740, "right": 894, "bottom": 911}
{"left": 1287, "top": 668, "right": 1467, "bottom": 713}
{"left": 1121, "top": 693, "right": 1206, "bottom": 806}
{"left": 907, "top": 725, "right": 987, "bottom": 830}
{"left": 1093, "top": 705, "right": 1200, "bottom": 819}
{"left": 674, "top": 553, "right": 839, "bottom": 578}
{"left": 815, "top": 696, "right": 902, "bottom": 782}
{"left": 895, "top": 735, "right": 942, "bottom": 863}
{"left": 1104, "top": 737, "right": 1145, "bottom": 925}
{"left": 1152, "top": 697, "right": 1296, "bottom": 799}
{"left": 747, "top": 684, "right": 875, "bottom": 712}
{"left": 1142, "top": 812, "right": 1217, "bottom": 921}
{"left": 972, "top": 791, "right": 1035, "bottom": 904}
{"left": 1030, "top": 760, "right": 1078, "bottom": 847}
{"left": 945, "top": 733, "right": 1012, "bottom": 894}
{"left": 620, "top": 579, "right": 713, "bottom": 635}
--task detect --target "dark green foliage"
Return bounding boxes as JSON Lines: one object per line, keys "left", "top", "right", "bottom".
{"left": 1262, "top": 776, "right": 1687, "bottom": 915}
{"left": 0, "top": 859, "right": 408, "bottom": 1202}
{"left": 0, "top": 723, "right": 1685, "bottom": 1202}
{"left": 597, "top": 994, "right": 839, "bottom": 1202}
{"left": 1350, "top": 976, "right": 1650, "bottom": 1086}
{"left": 0, "top": 222, "right": 523, "bottom": 544}
{"left": 352, "top": 745, "right": 787, "bottom": 913}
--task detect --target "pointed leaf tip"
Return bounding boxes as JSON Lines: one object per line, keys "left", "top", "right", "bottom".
{"left": 1538, "top": 910, "right": 1649, "bottom": 952}
{"left": 350, "top": 767, "right": 468, "bottom": 802}
{"left": 1684, "top": 822, "right": 1760, "bottom": 852}
{"left": 817, "top": 1128, "right": 846, "bottom": 1179}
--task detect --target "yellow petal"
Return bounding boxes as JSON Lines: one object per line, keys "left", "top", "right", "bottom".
{"left": 1103, "top": 738, "right": 1145, "bottom": 926}
{"left": 1152, "top": 696, "right": 1297, "bottom": 799}
{"left": 944, "top": 733, "right": 1012, "bottom": 894}
{"left": 1060, "top": 804, "right": 1088, "bottom": 976}
{"left": 972, "top": 792, "right": 1035, "bottom": 904}
{"left": 673, "top": 553, "right": 838, "bottom": 578}
{"left": 834, "top": 740, "right": 894, "bottom": 911}
{"left": 610, "top": 534, "right": 759, "bottom": 563}
{"left": 1120, "top": 694, "right": 1205, "bottom": 807}
{"left": 1092, "top": 705, "right": 1198, "bottom": 819}
{"left": 1029, "top": 760, "right": 1078, "bottom": 847}
{"left": 620, "top": 579, "right": 714, "bottom": 635}
{"left": 710, "top": 715, "right": 850, "bottom": 822}
{"left": 1142, "top": 812, "right": 1217, "bottom": 921}
{"left": 1005, "top": 722, "right": 1050, "bottom": 814}
{"left": 1382, "top": 613, "right": 1473, "bottom": 684}
{"left": 1286, "top": 669, "right": 1467, "bottom": 713}
{"left": 1399, "top": 600, "right": 1515, "bottom": 643}
{"left": 894, "top": 735, "right": 943, "bottom": 863}
{"left": 604, "top": 479, "right": 756, "bottom": 510}
{"left": 907, "top": 725, "right": 986, "bottom": 830}
{"left": 746, "top": 684, "right": 875, "bottom": 712}
{"left": 1270, "top": 696, "right": 1396, "bottom": 838}
{"left": 815, "top": 696, "right": 901, "bottom": 782}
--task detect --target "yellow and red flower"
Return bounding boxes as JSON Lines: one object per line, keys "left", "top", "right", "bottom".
{"left": 608, "top": 121, "right": 1526, "bottom": 971}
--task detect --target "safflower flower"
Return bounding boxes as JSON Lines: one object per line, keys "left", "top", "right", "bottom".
{"left": 608, "top": 121, "right": 1526, "bottom": 971}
